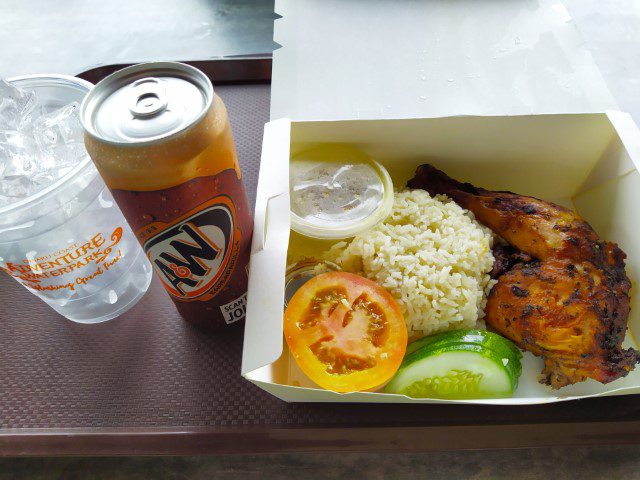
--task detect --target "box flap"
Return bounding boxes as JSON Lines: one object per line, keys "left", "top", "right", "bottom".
{"left": 606, "top": 110, "right": 640, "bottom": 173}
{"left": 246, "top": 378, "right": 640, "bottom": 404}
{"left": 242, "top": 119, "right": 292, "bottom": 376}
{"left": 272, "top": 0, "right": 616, "bottom": 122}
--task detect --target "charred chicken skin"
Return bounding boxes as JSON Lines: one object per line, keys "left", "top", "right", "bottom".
{"left": 408, "top": 164, "right": 638, "bottom": 388}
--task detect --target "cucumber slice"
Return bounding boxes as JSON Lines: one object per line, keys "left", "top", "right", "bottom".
{"left": 406, "top": 329, "right": 521, "bottom": 359}
{"left": 385, "top": 330, "right": 522, "bottom": 399}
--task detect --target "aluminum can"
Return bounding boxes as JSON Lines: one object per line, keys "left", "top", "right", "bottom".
{"left": 81, "top": 62, "right": 252, "bottom": 330}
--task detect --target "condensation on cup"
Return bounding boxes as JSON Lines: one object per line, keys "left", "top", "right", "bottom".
{"left": 81, "top": 62, "right": 253, "bottom": 331}
{"left": 0, "top": 75, "right": 153, "bottom": 323}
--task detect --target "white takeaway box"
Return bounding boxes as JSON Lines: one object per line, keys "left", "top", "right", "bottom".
{"left": 242, "top": 112, "right": 640, "bottom": 405}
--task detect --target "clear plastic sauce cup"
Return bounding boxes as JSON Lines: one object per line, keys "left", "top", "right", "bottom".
{"left": 289, "top": 144, "right": 394, "bottom": 240}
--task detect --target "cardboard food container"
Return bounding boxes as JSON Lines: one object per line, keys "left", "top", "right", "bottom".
{"left": 242, "top": 112, "right": 640, "bottom": 404}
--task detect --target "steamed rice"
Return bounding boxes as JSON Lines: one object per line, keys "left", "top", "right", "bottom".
{"left": 323, "top": 189, "right": 496, "bottom": 340}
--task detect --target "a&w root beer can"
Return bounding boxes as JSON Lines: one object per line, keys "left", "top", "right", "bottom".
{"left": 80, "top": 62, "right": 252, "bottom": 330}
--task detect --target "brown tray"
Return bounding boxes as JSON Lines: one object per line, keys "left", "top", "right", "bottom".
{"left": 1, "top": 58, "right": 640, "bottom": 456}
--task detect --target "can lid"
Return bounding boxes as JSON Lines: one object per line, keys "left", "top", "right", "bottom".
{"left": 80, "top": 62, "right": 212, "bottom": 145}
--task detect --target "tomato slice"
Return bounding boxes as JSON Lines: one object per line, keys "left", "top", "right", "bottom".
{"left": 283, "top": 271, "right": 407, "bottom": 392}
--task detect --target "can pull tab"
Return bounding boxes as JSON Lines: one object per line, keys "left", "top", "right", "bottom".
{"left": 128, "top": 78, "right": 168, "bottom": 118}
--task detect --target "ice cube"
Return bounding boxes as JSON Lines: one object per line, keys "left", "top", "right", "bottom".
{"left": 0, "top": 129, "right": 37, "bottom": 206}
{"left": 0, "top": 130, "right": 38, "bottom": 177}
{"left": 0, "top": 80, "right": 36, "bottom": 112}
{"left": 49, "top": 142, "right": 87, "bottom": 167}
{"left": 0, "top": 175, "right": 32, "bottom": 198}
{"left": 0, "top": 96, "right": 87, "bottom": 207}
{"left": 18, "top": 104, "right": 47, "bottom": 130}
{"left": 0, "top": 98, "right": 21, "bottom": 130}
{"left": 32, "top": 102, "right": 87, "bottom": 171}
{"left": 0, "top": 80, "right": 36, "bottom": 130}
{"left": 0, "top": 194, "right": 13, "bottom": 208}
{"left": 31, "top": 164, "right": 75, "bottom": 187}
{"left": 33, "top": 102, "right": 83, "bottom": 150}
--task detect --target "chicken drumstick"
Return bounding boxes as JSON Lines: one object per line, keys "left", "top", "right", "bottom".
{"left": 408, "top": 164, "right": 638, "bottom": 388}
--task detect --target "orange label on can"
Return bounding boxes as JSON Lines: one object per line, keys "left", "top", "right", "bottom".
{"left": 0, "top": 227, "right": 124, "bottom": 293}
{"left": 140, "top": 194, "right": 242, "bottom": 301}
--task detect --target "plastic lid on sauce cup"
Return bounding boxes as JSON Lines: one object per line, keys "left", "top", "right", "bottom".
{"left": 289, "top": 144, "right": 394, "bottom": 239}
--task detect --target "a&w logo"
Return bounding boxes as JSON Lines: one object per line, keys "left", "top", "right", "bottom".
{"left": 144, "top": 199, "right": 238, "bottom": 299}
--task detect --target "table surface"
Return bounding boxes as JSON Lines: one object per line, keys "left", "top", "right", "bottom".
{"left": 2, "top": 0, "right": 640, "bottom": 457}
{"left": 0, "top": 0, "right": 277, "bottom": 78}
{"left": 1, "top": 75, "right": 640, "bottom": 456}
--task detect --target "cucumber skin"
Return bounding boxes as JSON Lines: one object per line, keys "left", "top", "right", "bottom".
{"left": 386, "top": 330, "right": 523, "bottom": 397}
{"left": 406, "top": 329, "right": 521, "bottom": 359}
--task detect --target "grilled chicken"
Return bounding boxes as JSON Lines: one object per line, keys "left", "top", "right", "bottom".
{"left": 408, "top": 164, "right": 638, "bottom": 388}
{"left": 490, "top": 244, "right": 532, "bottom": 279}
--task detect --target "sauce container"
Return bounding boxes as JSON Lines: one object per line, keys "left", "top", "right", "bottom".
{"left": 289, "top": 144, "right": 393, "bottom": 240}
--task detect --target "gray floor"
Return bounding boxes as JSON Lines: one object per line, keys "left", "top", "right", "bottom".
{"left": 1, "top": 446, "right": 638, "bottom": 479}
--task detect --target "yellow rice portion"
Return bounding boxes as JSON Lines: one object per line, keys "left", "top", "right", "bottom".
{"left": 323, "top": 189, "right": 496, "bottom": 340}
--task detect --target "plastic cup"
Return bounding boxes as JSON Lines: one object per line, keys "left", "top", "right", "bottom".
{"left": 0, "top": 75, "right": 153, "bottom": 323}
